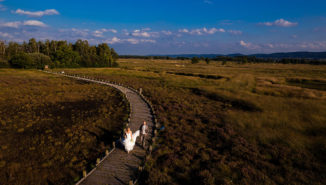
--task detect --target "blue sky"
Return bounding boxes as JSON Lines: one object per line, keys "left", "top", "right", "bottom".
{"left": 0, "top": 0, "right": 326, "bottom": 55}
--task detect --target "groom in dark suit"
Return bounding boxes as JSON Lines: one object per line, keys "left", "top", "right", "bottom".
{"left": 139, "top": 121, "right": 148, "bottom": 148}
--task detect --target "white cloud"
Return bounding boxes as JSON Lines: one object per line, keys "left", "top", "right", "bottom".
{"left": 105, "top": 37, "right": 121, "bottom": 44}
{"left": 127, "top": 28, "right": 159, "bottom": 38}
{"left": 93, "top": 30, "right": 103, "bottom": 37}
{"left": 23, "top": 20, "right": 47, "bottom": 27}
{"left": 0, "top": 4, "right": 6, "bottom": 11}
{"left": 298, "top": 41, "right": 326, "bottom": 49}
{"left": 189, "top": 29, "right": 203, "bottom": 35}
{"left": 162, "top": 30, "right": 172, "bottom": 35}
{"left": 142, "top": 28, "right": 151, "bottom": 31}
{"left": 104, "top": 37, "right": 156, "bottom": 45}
{"left": 265, "top": 43, "right": 275, "bottom": 48}
{"left": 93, "top": 29, "right": 118, "bottom": 37}
{"left": 228, "top": 30, "right": 242, "bottom": 35}
{"left": 70, "top": 28, "right": 89, "bottom": 37}
{"left": 204, "top": 28, "right": 225, "bottom": 34}
{"left": 240, "top": 40, "right": 248, "bottom": 47}
{"left": 14, "top": 8, "right": 59, "bottom": 17}
{"left": 0, "top": 31, "right": 12, "bottom": 38}
{"left": 204, "top": 0, "right": 213, "bottom": 4}
{"left": 141, "top": 39, "right": 156, "bottom": 43}
{"left": 178, "top": 29, "right": 189, "bottom": 33}
{"left": 0, "top": 20, "right": 47, "bottom": 28}
{"left": 179, "top": 27, "right": 225, "bottom": 35}
{"left": 239, "top": 40, "right": 260, "bottom": 49}
{"left": 126, "top": 38, "right": 156, "bottom": 44}
{"left": 55, "top": 28, "right": 92, "bottom": 40}
{"left": 238, "top": 40, "right": 326, "bottom": 51}
{"left": 0, "top": 0, "right": 5, "bottom": 11}
{"left": 220, "top": 20, "right": 233, "bottom": 25}
{"left": 0, "top": 21, "right": 21, "bottom": 28}
{"left": 126, "top": 38, "right": 140, "bottom": 44}
{"left": 106, "top": 29, "right": 118, "bottom": 33}
{"left": 131, "top": 30, "right": 151, "bottom": 37}
{"left": 261, "top": 18, "right": 298, "bottom": 27}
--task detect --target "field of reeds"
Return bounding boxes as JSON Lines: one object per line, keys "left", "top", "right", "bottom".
{"left": 0, "top": 69, "right": 128, "bottom": 185}
{"left": 56, "top": 59, "right": 326, "bottom": 185}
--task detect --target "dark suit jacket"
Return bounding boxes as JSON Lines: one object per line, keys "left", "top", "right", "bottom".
{"left": 139, "top": 124, "right": 148, "bottom": 135}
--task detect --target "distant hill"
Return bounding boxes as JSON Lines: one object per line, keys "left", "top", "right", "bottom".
{"left": 249, "top": 51, "right": 326, "bottom": 59}
{"left": 155, "top": 54, "right": 223, "bottom": 58}
{"left": 153, "top": 51, "right": 326, "bottom": 59}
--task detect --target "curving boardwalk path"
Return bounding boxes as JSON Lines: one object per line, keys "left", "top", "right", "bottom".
{"left": 45, "top": 71, "right": 153, "bottom": 185}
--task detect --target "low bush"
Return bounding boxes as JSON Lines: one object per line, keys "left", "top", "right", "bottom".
{"left": 9, "top": 53, "right": 52, "bottom": 69}
{"left": 29, "top": 53, "right": 52, "bottom": 69}
{"left": 9, "top": 53, "right": 33, "bottom": 68}
{"left": 0, "top": 58, "right": 9, "bottom": 68}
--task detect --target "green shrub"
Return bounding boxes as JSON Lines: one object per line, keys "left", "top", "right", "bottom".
{"left": 205, "top": 58, "right": 210, "bottom": 64}
{"left": 9, "top": 53, "right": 33, "bottom": 68}
{"left": 191, "top": 57, "right": 200, "bottom": 64}
{"left": 9, "top": 53, "right": 52, "bottom": 69}
{"left": 112, "top": 61, "right": 119, "bottom": 67}
{"left": 0, "top": 58, "right": 9, "bottom": 68}
{"left": 29, "top": 53, "right": 52, "bottom": 69}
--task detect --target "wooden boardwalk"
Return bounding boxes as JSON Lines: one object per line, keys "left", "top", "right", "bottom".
{"left": 45, "top": 72, "right": 153, "bottom": 185}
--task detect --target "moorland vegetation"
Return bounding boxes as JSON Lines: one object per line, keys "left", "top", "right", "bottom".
{"left": 58, "top": 59, "right": 326, "bottom": 185}
{"left": 0, "top": 69, "right": 128, "bottom": 184}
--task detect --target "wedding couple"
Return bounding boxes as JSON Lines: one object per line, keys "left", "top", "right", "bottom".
{"left": 122, "top": 121, "right": 148, "bottom": 153}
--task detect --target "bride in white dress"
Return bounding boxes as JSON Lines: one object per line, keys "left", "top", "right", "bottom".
{"left": 123, "top": 128, "right": 140, "bottom": 153}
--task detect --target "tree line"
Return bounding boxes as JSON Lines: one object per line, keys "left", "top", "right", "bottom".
{"left": 187, "top": 56, "right": 326, "bottom": 65}
{"left": 210, "top": 56, "right": 326, "bottom": 65}
{"left": 120, "top": 55, "right": 326, "bottom": 65}
{"left": 0, "top": 39, "right": 119, "bottom": 69}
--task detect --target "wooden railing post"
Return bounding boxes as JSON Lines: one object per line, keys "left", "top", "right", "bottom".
{"left": 138, "top": 166, "right": 143, "bottom": 176}
{"left": 83, "top": 170, "right": 87, "bottom": 178}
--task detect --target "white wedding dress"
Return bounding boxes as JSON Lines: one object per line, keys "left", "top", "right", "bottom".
{"left": 123, "top": 130, "right": 140, "bottom": 153}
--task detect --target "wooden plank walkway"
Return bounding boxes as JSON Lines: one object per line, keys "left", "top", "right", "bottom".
{"left": 44, "top": 71, "right": 153, "bottom": 185}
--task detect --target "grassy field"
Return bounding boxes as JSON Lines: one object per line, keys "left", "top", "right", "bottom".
{"left": 57, "top": 59, "right": 326, "bottom": 185}
{"left": 0, "top": 69, "right": 128, "bottom": 185}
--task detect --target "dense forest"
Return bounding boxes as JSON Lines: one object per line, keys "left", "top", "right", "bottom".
{"left": 0, "top": 39, "right": 119, "bottom": 69}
